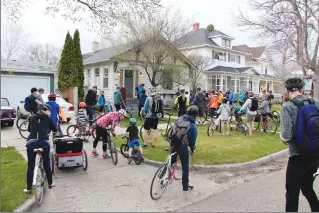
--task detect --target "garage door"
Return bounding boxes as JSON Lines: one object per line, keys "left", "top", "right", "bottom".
{"left": 1, "top": 75, "right": 50, "bottom": 108}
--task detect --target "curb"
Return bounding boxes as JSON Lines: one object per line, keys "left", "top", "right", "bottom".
{"left": 14, "top": 198, "right": 36, "bottom": 212}
{"left": 142, "top": 149, "right": 288, "bottom": 173}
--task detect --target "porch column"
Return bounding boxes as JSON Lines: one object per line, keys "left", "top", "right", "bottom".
{"left": 220, "top": 75, "right": 224, "bottom": 92}
{"left": 235, "top": 77, "right": 238, "bottom": 93}
{"left": 246, "top": 77, "right": 250, "bottom": 91}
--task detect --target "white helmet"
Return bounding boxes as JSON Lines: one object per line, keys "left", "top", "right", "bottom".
{"left": 118, "top": 109, "right": 128, "bottom": 117}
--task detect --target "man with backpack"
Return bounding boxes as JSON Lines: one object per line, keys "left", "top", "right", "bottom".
{"left": 142, "top": 87, "right": 163, "bottom": 148}
{"left": 280, "top": 78, "right": 319, "bottom": 212}
{"left": 24, "top": 87, "right": 41, "bottom": 114}
{"left": 239, "top": 91, "right": 258, "bottom": 135}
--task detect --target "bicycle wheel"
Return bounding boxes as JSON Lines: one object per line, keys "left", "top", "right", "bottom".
{"left": 19, "top": 121, "right": 29, "bottom": 139}
{"left": 207, "top": 122, "right": 216, "bottom": 136}
{"left": 239, "top": 124, "right": 248, "bottom": 136}
{"left": 16, "top": 117, "right": 26, "bottom": 129}
{"left": 82, "top": 150, "right": 88, "bottom": 171}
{"left": 67, "top": 125, "right": 79, "bottom": 137}
{"left": 150, "top": 164, "right": 170, "bottom": 200}
{"left": 133, "top": 149, "right": 142, "bottom": 165}
{"left": 161, "top": 125, "right": 173, "bottom": 140}
{"left": 198, "top": 110, "right": 208, "bottom": 124}
{"left": 271, "top": 111, "right": 280, "bottom": 123}
{"left": 50, "top": 152, "right": 55, "bottom": 175}
{"left": 120, "top": 144, "right": 129, "bottom": 158}
{"left": 109, "top": 141, "right": 118, "bottom": 165}
{"left": 229, "top": 119, "right": 237, "bottom": 132}
{"left": 266, "top": 117, "right": 278, "bottom": 135}
{"left": 34, "top": 166, "right": 45, "bottom": 206}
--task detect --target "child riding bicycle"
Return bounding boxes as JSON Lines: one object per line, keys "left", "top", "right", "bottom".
{"left": 126, "top": 118, "right": 144, "bottom": 164}
{"left": 258, "top": 94, "right": 271, "bottom": 132}
{"left": 78, "top": 102, "right": 88, "bottom": 135}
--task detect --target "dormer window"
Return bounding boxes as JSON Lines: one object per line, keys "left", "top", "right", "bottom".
{"left": 222, "top": 38, "right": 231, "bottom": 47}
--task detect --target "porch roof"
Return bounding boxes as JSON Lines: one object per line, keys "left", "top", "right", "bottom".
{"left": 206, "top": 65, "right": 259, "bottom": 75}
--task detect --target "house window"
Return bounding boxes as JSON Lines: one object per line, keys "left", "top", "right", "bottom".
{"left": 236, "top": 56, "right": 241, "bottom": 64}
{"left": 95, "top": 68, "right": 100, "bottom": 76}
{"left": 265, "top": 65, "right": 268, "bottom": 74}
{"left": 103, "top": 68, "right": 108, "bottom": 88}
{"left": 212, "top": 50, "right": 215, "bottom": 60}
{"left": 87, "top": 69, "right": 91, "bottom": 87}
{"left": 228, "top": 53, "right": 230, "bottom": 62}
{"left": 216, "top": 52, "right": 225, "bottom": 61}
{"left": 216, "top": 75, "right": 222, "bottom": 91}
{"left": 162, "top": 69, "right": 173, "bottom": 90}
{"left": 222, "top": 76, "right": 227, "bottom": 92}
{"left": 222, "top": 39, "right": 231, "bottom": 47}
{"left": 230, "top": 55, "right": 236, "bottom": 62}
{"left": 224, "top": 53, "right": 226, "bottom": 61}
{"left": 95, "top": 68, "right": 100, "bottom": 87}
{"left": 240, "top": 77, "right": 247, "bottom": 92}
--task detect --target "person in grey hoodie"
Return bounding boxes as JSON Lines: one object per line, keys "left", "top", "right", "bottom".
{"left": 193, "top": 87, "right": 206, "bottom": 124}
{"left": 258, "top": 94, "right": 270, "bottom": 132}
{"left": 36, "top": 88, "right": 45, "bottom": 105}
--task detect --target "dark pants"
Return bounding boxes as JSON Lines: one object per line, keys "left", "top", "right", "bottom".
{"left": 138, "top": 105, "right": 144, "bottom": 118}
{"left": 171, "top": 144, "right": 189, "bottom": 191}
{"left": 93, "top": 125, "right": 108, "bottom": 152}
{"left": 178, "top": 109, "right": 186, "bottom": 117}
{"left": 26, "top": 140, "right": 52, "bottom": 190}
{"left": 114, "top": 104, "right": 121, "bottom": 111}
{"left": 99, "top": 106, "right": 104, "bottom": 112}
{"left": 286, "top": 155, "right": 319, "bottom": 212}
{"left": 86, "top": 105, "right": 94, "bottom": 125}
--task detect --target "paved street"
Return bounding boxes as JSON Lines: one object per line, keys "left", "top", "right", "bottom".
{"left": 2, "top": 120, "right": 316, "bottom": 212}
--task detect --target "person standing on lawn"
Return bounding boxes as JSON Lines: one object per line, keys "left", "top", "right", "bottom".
{"left": 217, "top": 98, "right": 231, "bottom": 135}
{"left": 218, "top": 91, "right": 224, "bottom": 107}
{"left": 280, "top": 77, "right": 319, "bottom": 212}
{"left": 228, "top": 89, "right": 235, "bottom": 105}
{"left": 113, "top": 86, "right": 122, "bottom": 111}
{"left": 98, "top": 91, "right": 106, "bottom": 112}
{"left": 174, "top": 89, "right": 189, "bottom": 117}
{"left": 138, "top": 90, "right": 148, "bottom": 118}
{"left": 208, "top": 90, "right": 218, "bottom": 122}
{"left": 193, "top": 87, "right": 206, "bottom": 125}
{"left": 239, "top": 91, "right": 258, "bottom": 135}
{"left": 268, "top": 90, "right": 275, "bottom": 110}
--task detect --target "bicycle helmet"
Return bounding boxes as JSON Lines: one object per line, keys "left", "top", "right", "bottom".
{"left": 79, "top": 102, "right": 86, "bottom": 108}
{"left": 284, "top": 77, "right": 305, "bottom": 91}
{"left": 186, "top": 105, "right": 199, "bottom": 117}
{"left": 48, "top": 93, "right": 56, "bottom": 101}
{"left": 119, "top": 109, "right": 128, "bottom": 117}
{"left": 130, "top": 118, "right": 137, "bottom": 125}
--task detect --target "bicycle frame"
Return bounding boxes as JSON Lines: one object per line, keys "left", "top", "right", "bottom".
{"left": 166, "top": 151, "right": 179, "bottom": 180}
{"left": 32, "top": 152, "right": 43, "bottom": 186}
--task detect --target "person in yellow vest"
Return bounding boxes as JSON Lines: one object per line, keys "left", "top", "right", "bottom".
{"left": 218, "top": 91, "right": 224, "bottom": 107}
{"left": 174, "top": 89, "right": 190, "bottom": 117}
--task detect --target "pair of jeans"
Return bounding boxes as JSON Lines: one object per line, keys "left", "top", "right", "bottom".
{"left": 171, "top": 144, "right": 189, "bottom": 191}
{"left": 26, "top": 140, "right": 52, "bottom": 190}
{"left": 286, "top": 155, "right": 319, "bottom": 212}
{"left": 86, "top": 105, "right": 94, "bottom": 126}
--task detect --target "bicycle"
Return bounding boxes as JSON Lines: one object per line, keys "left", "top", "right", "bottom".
{"left": 120, "top": 135, "right": 143, "bottom": 165}
{"left": 139, "top": 107, "right": 146, "bottom": 121}
{"left": 139, "top": 112, "right": 174, "bottom": 143}
{"left": 105, "top": 128, "right": 119, "bottom": 165}
{"left": 254, "top": 112, "right": 279, "bottom": 135}
{"left": 150, "top": 146, "right": 194, "bottom": 200}
{"left": 32, "top": 148, "right": 52, "bottom": 206}
{"left": 66, "top": 117, "right": 97, "bottom": 141}
{"left": 229, "top": 112, "right": 248, "bottom": 136}
{"left": 120, "top": 100, "right": 132, "bottom": 118}
{"left": 271, "top": 110, "right": 280, "bottom": 124}
{"left": 207, "top": 116, "right": 222, "bottom": 136}
{"left": 16, "top": 112, "right": 32, "bottom": 129}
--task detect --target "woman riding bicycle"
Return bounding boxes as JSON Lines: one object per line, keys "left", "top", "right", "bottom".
{"left": 24, "top": 104, "right": 57, "bottom": 194}
{"left": 170, "top": 105, "right": 198, "bottom": 192}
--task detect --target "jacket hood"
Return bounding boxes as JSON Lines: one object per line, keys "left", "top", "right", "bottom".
{"left": 183, "top": 114, "right": 195, "bottom": 123}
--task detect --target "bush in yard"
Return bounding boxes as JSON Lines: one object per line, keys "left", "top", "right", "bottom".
{"left": 73, "top": 29, "right": 85, "bottom": 101}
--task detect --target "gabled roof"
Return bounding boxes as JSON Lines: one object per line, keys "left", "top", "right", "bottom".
{"left": 206, "top": 65, "right": 259, "bottom": 75}
{"left": 1, "top": 59, "right": 57, "bottom": 72}
{"left": 177, "top": 28, "right": 219, "bottom": 49}
{"left": 232, "top": 45, "right": 266, "bottom": 61}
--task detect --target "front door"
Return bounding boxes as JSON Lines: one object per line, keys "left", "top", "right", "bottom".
{"left": 124, "top": 70, "right": 134, "bottom": 98}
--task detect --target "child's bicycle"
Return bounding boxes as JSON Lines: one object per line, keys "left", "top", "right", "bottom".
{"left": 120, "top": 135, "right": 143, "bottom": 165}
{"left": 66, "top": 116, "right": 97, "bottom": 141}
{"left": 207, "top": 116, "right": 222, "bottom": 136}
{"left": 230, "top": 111, "right": 248, "bottom": 136}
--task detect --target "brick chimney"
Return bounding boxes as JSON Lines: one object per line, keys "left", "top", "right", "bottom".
{"left": 193, "top": 23, "right": 199, "bottom": 31}
{"left": 92, "top": 41, "right": 99, "bottom": 52}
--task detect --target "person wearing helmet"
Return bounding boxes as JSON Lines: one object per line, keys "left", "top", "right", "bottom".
{"left": 174, "top": 89, "right": 190, "bottom": 117}
{"left": 24, "top": 104, "right": 57, "bottom": 194}
{"left": 78, "top": 102, "right": 88, "bottom": 135}
{"left": 126, "top": 118, "right": 144, "bottom": 164}
{"left": 46, "top": 93, "right": 62, "bottom": 135}
{"left": 168, "top": 105, "right": 198, "bottom": 192}
{"left": 92, "top": 109, "right": 128, "bottom": 159}
{"left": 281, "top": 78, "right": 319, "bottom": 212}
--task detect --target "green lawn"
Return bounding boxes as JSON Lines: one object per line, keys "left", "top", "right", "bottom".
{"left": 271, "top": 104, "right": 281, "bottom": 112}
{"left": 113, "top": 126, "right": 285, "bottom": 165}
{"left": 1, "top": 147, "right": 31, "bottom": 212}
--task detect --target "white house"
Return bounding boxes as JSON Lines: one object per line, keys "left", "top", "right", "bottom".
{"left": 177, "top": 23, "right": 282, "bottom": 96}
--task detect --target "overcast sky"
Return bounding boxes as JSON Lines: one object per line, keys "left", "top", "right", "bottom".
{"left": 4, "top": 0, "right": 259, "bottom": 55}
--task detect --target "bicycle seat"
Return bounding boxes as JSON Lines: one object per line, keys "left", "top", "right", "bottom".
{"left": 33, "top": 148, "right": 43, "bottom": 153}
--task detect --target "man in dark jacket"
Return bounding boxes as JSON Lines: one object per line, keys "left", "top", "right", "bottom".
{"left": 85, "top": 89, "right": 97, "bottom": 126}
{"left": 138, "top": 90, "right": 147, "bottom": 118}
{"left": 193, "top": 88, "right": 206, "bottom": 124}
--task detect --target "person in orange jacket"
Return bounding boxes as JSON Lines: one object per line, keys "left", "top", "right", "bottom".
{"left": 208, "top": 90, "right": 219, "bottom": 122}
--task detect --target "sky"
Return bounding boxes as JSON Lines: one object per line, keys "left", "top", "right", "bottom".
{"left": 2, "top": 0, "right": 260, "bottom": 55}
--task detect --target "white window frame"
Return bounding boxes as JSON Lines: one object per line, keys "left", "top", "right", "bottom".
{"left": 94, "top": 68, "right": 100, "bottom": 87}
{"left": 230, "top": 55, "right": 236, "bottom": 62}
{"left": 236, "top": 56, "right": 241, "bottom": 64}
{"left": 103, "top": 68, "right": 109, "bottom": 88}
{"left": 87, "top": 69, "right": 91, "bottom": 88}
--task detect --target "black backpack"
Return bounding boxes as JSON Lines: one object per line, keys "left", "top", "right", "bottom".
{"left": 151, "top": 96, "right": 163, "bottom": 114}
{"left": 249, "top": 97, "right": 258, "bottom": 111}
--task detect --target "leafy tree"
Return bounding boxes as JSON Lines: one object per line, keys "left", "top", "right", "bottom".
{"left": 73, "top": 29, "right": 84, "bottom": 101}
{"left": 58, "top": 32, "right": 76, "bottom": 92}
{"left": 207, "top": 24, "right": 215, "bottom": 32}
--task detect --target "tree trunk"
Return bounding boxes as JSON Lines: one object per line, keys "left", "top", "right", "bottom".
{"left": 313, "top": 71, "right": 319, "bottom": 101}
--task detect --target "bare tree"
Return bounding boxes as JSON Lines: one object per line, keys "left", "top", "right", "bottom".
{"left": 115, "top": 8, "right": 193, "bottom": 87}
{"left": 3, "top": 0, "right": 161, "bottom": 35}
{"left": 1, "top": 21, "right": 29, "bottom": 59}
{"left": 234, "top": 0, "right": 319, "bottom": 100}
{"left": 20, "top": 43, "right": 61, "bottom": 65}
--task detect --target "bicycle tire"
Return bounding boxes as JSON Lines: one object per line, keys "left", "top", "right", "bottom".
{"left": 109, "top": 141, "right": 118, "bottom": 165}
{"left": 207, "top": 122, "right": 215, "bottom": 136}
{"left": 34, "top": 166, "right": 44, "bottom": 206}
{"left": 271, "top": 111, "right": 280, "bottom": 123}
{"left": 161, "top": 125, "right": 173, "bottom": 140}
{"left": 82, "top": 150, "right": 88, "bottom": 171}
{"left": 50, "top": 152, "right": 55, "bottom": 176}
{"left": 198, "top": 109, "right": 208, "bottom": 124}
{"left": 133, "top": 149, "right": 142, "bottom": 165}
{"left": 66, "top": 125, "right": 78, "bottom": 137}
{"left": 150, "top": 164, "right": 170, "bottom": 200}
{"left": 120, "top": 144, "right": 129, "bottom": 158}
{"left": 16, "top": 117, "right": 26, "bottom": 129}
{"left": 267, "top": 117, "right": 278, "bottom": 135}
{"left": 240, "top": 125, "right": 248, "bottom": 136}
{"left": 19, "top": 121, "right": 29, "bottom": 139}
{"left": 139, "top": 125, "right": 145, "bottom": 142}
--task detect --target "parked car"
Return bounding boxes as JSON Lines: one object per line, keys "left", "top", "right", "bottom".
{"left": 17, "top": 94, "right": 75, "bottom": 122}
{"left": 1, "top": 97, "right": 16, "bottom": 127}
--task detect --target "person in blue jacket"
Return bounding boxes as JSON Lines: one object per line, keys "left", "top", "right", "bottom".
{"left": 237, "top": 91, "right": 246, "bottom": 106}
{"left": 168, "top": 105, "right": 198, "bottom": 192}
{"left": 46, "top": 93, "right": 63, "bottom": 135}
{"left": 138, "top": 90, "right": 148, "bottom": 118}
{"left": 228, "top": 89, "right": 235, "bottom": 105}
{"left": 98, "top": 91, "right": 106, "bottom": 112}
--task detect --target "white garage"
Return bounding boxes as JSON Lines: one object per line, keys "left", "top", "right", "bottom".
{"left": 1, "top": 59, "right": 57, "bottom": 108}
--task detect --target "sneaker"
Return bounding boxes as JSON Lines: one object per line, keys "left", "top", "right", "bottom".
{"left": 127, "top": 157, "right": 133, "bottom": 164}
{"left": 49, "top": 183, "right": 55, "bottom": 189}
{"left": 102, "top": 154, "right": 111, "bottom": 159}
{"left": 142, "top": 144, "right": 148, "bottom": 148}
{"left": 92, "top": 151, "right": 99, "bottom": 156}
{"left": 23, "top": 189, "right": 31, "bottom": 194}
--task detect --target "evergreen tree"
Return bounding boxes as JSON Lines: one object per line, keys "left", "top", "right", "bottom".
{"left": 207, "top": 24, "right": 215, "bottom": 32}
{"left": 58, "top": 32, "right": 76, "bottom": 92}
{"left": 73, "top": 29, "right": 85, "bottom": 101}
